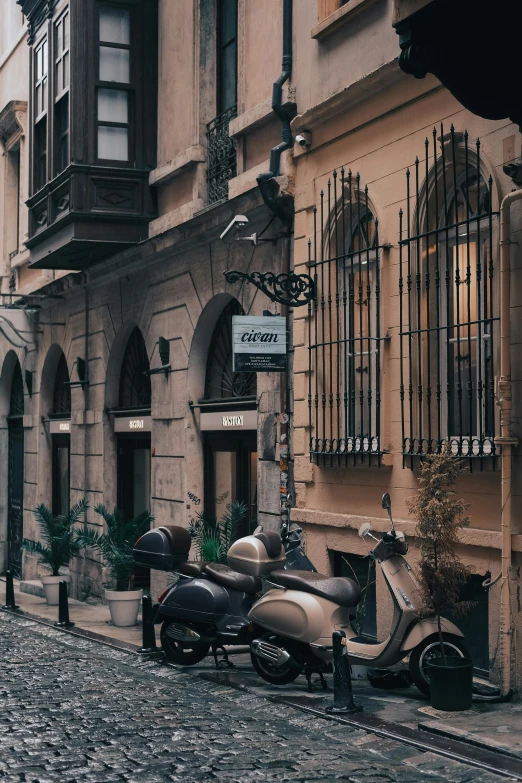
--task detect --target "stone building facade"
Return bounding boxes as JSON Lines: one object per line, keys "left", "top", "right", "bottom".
{"left": 1, "top": 0, "right": 521, "bottom": 693}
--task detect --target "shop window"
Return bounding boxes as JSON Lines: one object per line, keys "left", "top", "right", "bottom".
{"left": 204, "top": 300, "right": 256, "bottom": 401}
{"left": 119, "top": 327, "right": 151, "bottom": 409}
{"left": 399, "top": 125, "right": 498, "bottom": 467}
{"left": 334, "top": 550, "right": 376, "bottom": 638}
{"left": 308, "top": 171, "right": 384, "bottom": 465}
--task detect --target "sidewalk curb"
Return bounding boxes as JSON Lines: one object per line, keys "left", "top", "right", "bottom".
{"left": 418, "top": 721, "right": 522, "bottom": 761}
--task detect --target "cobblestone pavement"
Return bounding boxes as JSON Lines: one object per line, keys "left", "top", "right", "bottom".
{"left": 0, "top": 613, "right": 510, "bottom": 783}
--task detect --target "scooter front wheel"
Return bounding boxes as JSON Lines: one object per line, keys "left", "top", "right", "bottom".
{"left": 160, "top": 620, "right": 210, "bottom": 666}
{"left": 409, "top": 633, "right": 470, "bottom": 697}
{"left": 250, "top": 641, "right": 301, "bottom": 685}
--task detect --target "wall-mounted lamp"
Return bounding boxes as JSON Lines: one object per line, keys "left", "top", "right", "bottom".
{"left": 25, "top": 369, "right": 33, "bottom": 397}
{"left": 144, "top": 336, "right": 172, "bottom": 378}
{"left": 65, "top": 357, "right": 89, "bottom": 390}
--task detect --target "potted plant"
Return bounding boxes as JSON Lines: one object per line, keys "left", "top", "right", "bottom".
{"left": 407, "top": 447, "right": 474, "bottom": 711}
{"left": 189, "top": 500, "right": 248, "bottom": 564}
{"left": 22, "top": 500, "right": 88, "bottom": 605}
{"left": 77, "top": 505, "right": 153, "bottom": 627}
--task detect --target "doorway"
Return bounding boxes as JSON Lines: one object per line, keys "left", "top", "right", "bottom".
{"left": 52, "top": 434, "right": 70, "bottom": 516}
{"left": 117, "top": 434, "right": 151, "bottom": 589}
{"left": 7, "top": 363, "right": 24, "bottom": 578}
{"left": 204, "top": 431, "right": 257, "bottom": 536}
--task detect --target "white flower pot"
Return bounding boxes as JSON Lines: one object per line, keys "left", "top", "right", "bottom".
{"left": 41, "top": 574, "right": 71, "bottom": 606}
{"left": 105, "top": 589, "right": 143, "bottom": 627}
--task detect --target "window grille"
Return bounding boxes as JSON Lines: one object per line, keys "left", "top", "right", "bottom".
{"left": 308, "top": 170, "right": 385, "bottom": 465}
{"left": 399, "top": 125, "right": 498, "bottom": 467}
{"left": 206, "top": 105, "right": 237, "bottom": 206}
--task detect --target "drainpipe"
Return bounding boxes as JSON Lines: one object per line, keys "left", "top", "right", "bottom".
{"left": 256, "top": 0, "right": 293, "bottom": 222}
{"left": 495, "top": 188, "right": 522, "bottom": 696}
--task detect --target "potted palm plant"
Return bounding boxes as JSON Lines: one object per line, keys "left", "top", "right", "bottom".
{"left": 23, "top": 500, "right": 88, "bottom": 605}
{"left": 407, "top": 447, "right": 474, "bottom": 711}
{"left": 77, "top": 505, "right": 153, "bottom": 627}
{"left": 189, "top": 500, "right": 248, "bottom": 563}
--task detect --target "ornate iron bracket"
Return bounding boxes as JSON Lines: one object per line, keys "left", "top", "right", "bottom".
{"left": 223, "top": 270, "right": 315, "bottom": 307}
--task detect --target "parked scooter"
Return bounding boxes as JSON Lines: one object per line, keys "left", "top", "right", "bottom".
{"left": 133, "top": 523, "right": 315, "bottom": 667}
{"left": 228, "top": 494, "right": 469, "bottom": 695}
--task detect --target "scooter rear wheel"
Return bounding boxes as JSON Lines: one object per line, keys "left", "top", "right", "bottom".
{"left": 250, "top": 645, "right": 301, "bottom": 685}
{"left": 409, "top": 633, "right": 470, "bottom": 697}
{"left": 160, "top": 620, "right": 210, "bottom": 666}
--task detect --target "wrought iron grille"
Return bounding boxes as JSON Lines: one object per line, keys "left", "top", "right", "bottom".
{"left": 119, "top": 327, "right": 152, "bottom": 409}
{"left": 399, "top": 125, "right": 498, "bottom": 467}
{"left": 206, "top": 105, "right": 237, "bottom": 205}
{"left": 308, "top": 170, "right": 384, "bottom": 465}
{"left": 205, "top": 299, "right": 256, "bottom": 400}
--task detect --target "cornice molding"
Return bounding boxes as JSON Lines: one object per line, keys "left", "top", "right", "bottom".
{"left": 0, "top": 101, "right": 28, "bottom": 151}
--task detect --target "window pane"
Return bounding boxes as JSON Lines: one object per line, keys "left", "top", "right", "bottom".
{"left": 98, "top": 88, "right": 128, "bottom": 123}
{"left": 98, "top": 125, "right": 128, "bottom": 160}
{"left": 220, "top": 43, "right": 237, "bottom": 111}
{"left": 99, "top": 6, "right": 130, "bottom": 44}
{"left": 42, "top": 40, "right": 48, "bottom": 74}
{"left": 220, "top": 0, "right": 237, "bottom": 45}
{"left": 100, "top": 46, "right": 130, "bottom": 83}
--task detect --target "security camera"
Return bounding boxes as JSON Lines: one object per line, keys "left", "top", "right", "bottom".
{"left": 220, "top": 215, "right": 249, "bottom": 241}
{"left": 295, "top": 131, "right": 312, "bottom": 149}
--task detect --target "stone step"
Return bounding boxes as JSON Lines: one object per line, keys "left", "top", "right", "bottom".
{"left": 19, "top": 579, "right": 45, "bottom": 597}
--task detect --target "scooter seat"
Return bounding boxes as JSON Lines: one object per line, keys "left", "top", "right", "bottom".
{"left": 178, "top": 561, "right": 208, "bottom": 577}
{"left": 205, "top": 563, "right": 262, "bottom": 595}
{"left": 270, "top": 570, "right": 361, "bottom": 608}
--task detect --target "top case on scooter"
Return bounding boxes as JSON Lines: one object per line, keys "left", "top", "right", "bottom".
{"left": 133, "top": 526, "right": 191, "bottom": 571}
{"left": 228, "top": 531, "right": 287, "bottom": 577}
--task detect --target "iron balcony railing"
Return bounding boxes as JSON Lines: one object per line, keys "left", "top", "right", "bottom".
{"left": 308, "top": 170, "right": 385, "bottom": 466}
{"left": 399, "top": 124, "right": 499, "bottom": 468}
{"left": 206, "top": 104, "right": 237, "bottom": 205}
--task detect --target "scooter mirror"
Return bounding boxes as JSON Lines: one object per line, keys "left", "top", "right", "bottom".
{"left": 253, "top": 525, "right": 263, "bottom": 535}
{"left": 359, "top": 522, "right": 371, "bottom": 538}
{"left": 381, "top": 493, "right": 391, "bottom": 511}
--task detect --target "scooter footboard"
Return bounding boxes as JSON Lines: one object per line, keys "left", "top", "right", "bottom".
{"left": 400, "top": 617, "right": 464, "bottom": 652}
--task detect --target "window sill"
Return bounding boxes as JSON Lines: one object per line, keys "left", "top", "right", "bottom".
{"left": 312, "top": 0, "right": 379, "bottom": 40}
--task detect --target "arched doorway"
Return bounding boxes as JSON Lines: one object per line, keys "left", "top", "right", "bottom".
{"left": 8, "top": 362, "right": 24, "bottom": 577}
{"left": 116, "top": 327, "right": 151, "bottom": 588}
{"left": 51, "top": 354, "right": 71, "bottom": 515}
{"left": 202, "top": 300, "right": 258, "bottom": 534}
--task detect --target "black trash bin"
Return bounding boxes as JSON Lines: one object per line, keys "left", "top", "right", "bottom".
{"left": 427, "top": 656, "right": 473, "bottom": 711}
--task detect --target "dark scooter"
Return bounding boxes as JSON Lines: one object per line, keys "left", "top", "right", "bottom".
{"left": 134, "top": 525, "right": 314, "bottom": 667}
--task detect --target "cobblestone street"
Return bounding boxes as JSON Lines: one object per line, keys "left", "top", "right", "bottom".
{"left": 0, "top": 613, "right": 513, "bottom": 783}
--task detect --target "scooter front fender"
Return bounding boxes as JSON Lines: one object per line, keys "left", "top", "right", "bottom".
{"left": 400, "top": 617, "right": 464, "bottom": 653}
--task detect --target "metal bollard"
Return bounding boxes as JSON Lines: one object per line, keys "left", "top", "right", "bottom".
{"left": 3, "top": 571, "right": 18, "bottom": 610}
{"left": 137, "top": 594, "right": 161, "bottom": 655}
{"left": 54, "top": 580, "right": 74, "bottom": 628}
{"left": 326, "top": 630, "right": 362, "bottom": 715}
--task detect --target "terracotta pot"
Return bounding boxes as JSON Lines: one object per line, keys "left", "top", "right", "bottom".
{"left": 105, "top": 589, "right": 143, "bottom": 627}
{"left": 41, "top": 574, "right": 71, "bottom": 606}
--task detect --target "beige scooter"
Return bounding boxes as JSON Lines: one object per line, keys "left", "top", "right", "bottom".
{"left": 227, "top": 494, "right": 469, "bottom": 695}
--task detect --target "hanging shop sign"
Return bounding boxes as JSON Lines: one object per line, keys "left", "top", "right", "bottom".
{"left": 232, "top": 316, "right": 287, "bottom": 372}
{"left": 114, "top": 415, "right": 152, "bottom": 433}
{"left": 49, "top": 419, "right": 71, "bottom": 434}
{"left": 200, "top": 409, "right": 257, "bottom": 431}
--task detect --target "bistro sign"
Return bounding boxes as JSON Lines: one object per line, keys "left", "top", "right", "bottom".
{"left": 200, "top": 410, "right": 257, "bottom": 431}
{"left": 114, "top": 415, "right": 152, "bottom": 433}
{"left": 232, "top": 315, "right": 286, "bottom": 372}
{"left": 49, "top": 419, "right": 71, "bottom": 434}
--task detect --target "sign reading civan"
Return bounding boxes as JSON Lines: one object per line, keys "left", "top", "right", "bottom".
{"left": 232, "top": 315, "right": 286, "bottom": 372}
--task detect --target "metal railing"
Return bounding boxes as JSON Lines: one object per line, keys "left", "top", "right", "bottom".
{"left": 399, "top": 124, "right": 498, "bottom": 468}
{"left": 206, "top": 105, "right": 237, "bottom": 205}
{"left": 308, "top": 170, "right": 385, "bottom": 466}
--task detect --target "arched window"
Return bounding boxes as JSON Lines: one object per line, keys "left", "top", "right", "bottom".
{"left": 308, "top": 171, "right": 383, "bottom": 465}
{"left": 204, "top": 299, "right": 256, "bottom": 400}
{"left": 119, "top": 327, "right": 151, "bottom": 409}
{"left": 9, "top": 363, "right": 24, "bottom": 417}
{"left": 53, "top": 354, "right": 71, "bottom": 415}
{"left": 399, "top": 126, "right": 497, "bottom": 464}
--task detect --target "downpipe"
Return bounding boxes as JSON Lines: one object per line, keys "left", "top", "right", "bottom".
{"left": 256, "top": 0, "right": 293, "bottom": 222}
{"left": 494, "top": 188, "right": 522, "bottom": 697}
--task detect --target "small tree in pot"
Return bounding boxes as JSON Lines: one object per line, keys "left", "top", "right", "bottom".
{"left": 23, "top": 500, "right": 88, "bottom": 605}
{"left": 77, "top": 505, "right": 153, "bottom": 626}
{"left": 407, "top": 447, "right": 475, "bottom": 710}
